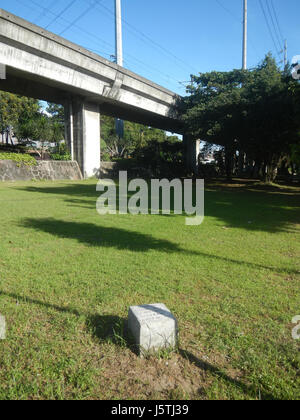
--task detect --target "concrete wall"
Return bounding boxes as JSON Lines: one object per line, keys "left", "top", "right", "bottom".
{"left": 0, "top": 160, "right": 82, "bottom": 182}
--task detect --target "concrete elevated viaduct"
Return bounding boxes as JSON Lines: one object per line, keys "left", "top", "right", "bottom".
{"left": 0, "top": 9, "right": 198, "bottom": 177}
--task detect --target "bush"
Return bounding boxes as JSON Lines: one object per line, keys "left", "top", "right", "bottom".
{"left": 134, "top": 139, "right": 185, "bottom": 177}
{"left": 50, "top": 153, "right": 71, "bottom": 161}
{"left": 101, "top": 151, "right": 111, "bottom": 162}
{"left": 0, "top": 152, "right": 37, "bottom": 166}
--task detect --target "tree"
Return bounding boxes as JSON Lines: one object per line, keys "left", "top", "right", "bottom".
{"left": 182, "top": 55, "right": 300, "bottom": 182}
{"left": 181, "top": 68, "right": 247, "bottom": 178}
{"left": 46, "top": 103, "right": 64, "bottom": 124}
{"left": 242, "top": 56, "right": 300, "bottom": 182}
{"left": 45, "top": 103, "right": 65, "bottom": 148}
{"left": 0, "top": 91, "right": 40, "bottom": 144}
{"left": 100, "top": 114, "right": 174, "bottom": 159}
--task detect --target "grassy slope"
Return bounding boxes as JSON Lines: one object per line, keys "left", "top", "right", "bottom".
{"left": 0, "top": 179, "right": 299, "bottom": 400}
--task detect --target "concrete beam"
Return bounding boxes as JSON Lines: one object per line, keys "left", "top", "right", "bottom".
{"left": 0, "top": 8, "right": 183, "bottom": 133}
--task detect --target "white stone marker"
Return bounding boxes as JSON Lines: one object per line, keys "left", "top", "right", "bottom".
{"left": 128, "top": 303, "right": 178, "bottom": 355}
{"left": 0, "top": 315, "right": 6, "bottom": 340}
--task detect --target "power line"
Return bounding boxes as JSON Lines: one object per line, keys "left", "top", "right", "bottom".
{"left": 44, "top": 0, "right": 77, "bottom": 29}
{"left": 58, "top": 0, "right": 100, "bottom": 36}
{"left": 214, "top": 0, "right": 259, "bottom": 63}
{"left": 86, "top": 44, "right": 182, "bottom": 89}
{"left": 265, "top": 0, "right": 282, "bottom": 52}
{"left": 269, "top": 0, "right": 284, "bottom": 42}
{"left": 269, "top": 0, "right": 287, "bottom": 66}
{"left": 259, "top": 0, "right": 281, "bottom": 56}
{"left": 84, "top": 0, "right": 198, "bottom": 74}
{"left": 15, "top": 0, "right": 186, "bottom": 92}
{"left": 214, "top": 0, "right": 241, "bottom": 23}
{"left": 34, "top": 0, "right": 57, "bottom": 22}
{"left": 17, "top": 0, "right": 115, "bottom": 51}
{"left": 17, "top": 0, "right": 188, "bottom": 92}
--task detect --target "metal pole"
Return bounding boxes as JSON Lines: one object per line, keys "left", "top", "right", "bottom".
{"left": 114, "top": 0, "right": 124, "bottom": 138}
{"left": 242, "top": 0, "right": 247, "bottom": 70}
{"left": 284, "top": 39, "right": 287, "bottom": 68}
{"left": 115, "top": 0, "right": 123, "bottom": 67}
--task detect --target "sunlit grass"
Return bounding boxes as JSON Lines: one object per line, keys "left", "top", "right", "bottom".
{"left": 0, "top": 178, "right": 299, "bottom": 400}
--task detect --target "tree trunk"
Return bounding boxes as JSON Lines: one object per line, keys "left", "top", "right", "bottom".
{"left": 225, "top": 146, "right": 233, "bottom": 180}
{"left": 264, "top": 158, "right": 279, "bottom": 183}
{"left": 238, "top": 150, "right": 245, "bottom": 177}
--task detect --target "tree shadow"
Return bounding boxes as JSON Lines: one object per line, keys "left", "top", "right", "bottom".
{"left": 16, "top": 180, "right": 300, "bottom": 233}
{"left": 179, "top": 349, "right": 275, "bottom": 400}
{"left": 0, "top": 290, "right": 81, "bottom": 316}
{"left": 16, "top": 182, "right": 183, "bottom": 214}
{"left": 0, "top": 290, "right": 136, "bottom": 352}
{"left": 20, "top": 218, "right": 299, "bottom": 274}
{"left": 21, "top": 218, "right": 181, "bottom": 253}
{"left": 17, "top": 183, "right": 98, "bottom": 199}
{"left": 205, "top": 185, "right": 300, "bottom": 234}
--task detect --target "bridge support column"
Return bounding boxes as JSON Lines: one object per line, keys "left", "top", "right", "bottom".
{"left": 65, "top": 99, "right": 101, "bottom": 178}
{"left": 183, "top": 135, "right": 200, "bottom": 175}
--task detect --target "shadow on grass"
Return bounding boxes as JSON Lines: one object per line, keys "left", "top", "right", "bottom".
{"left": 20, "top": 217, "right": 299, "bottom": 274}
{"left": 205, "top": 189, "right": 300, "bottom": 234}
{"left": 0, "top": 290, "right": 135, "bottom": 351}
{"left": 16, "top": 180, "right": 300, "bottom": 233}
{"left": 21, "top": 218, "right": 181, "bottom": 253}
{"left": 1, "top": 290, "right": 275, "bottom": 399}
{"left": 179, "top": 349, "right": 275, "bottom": 400}
{"left": 87, "top": 314, "right": 137, "bottom": 352}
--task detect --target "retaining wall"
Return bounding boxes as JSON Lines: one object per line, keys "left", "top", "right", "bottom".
{"left": 0, "top": 160, "right": 82, "bottom": 181}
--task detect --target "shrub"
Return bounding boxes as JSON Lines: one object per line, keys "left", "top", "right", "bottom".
{"left": 0, "top": 152, "right": 37, "bottom": 167}
{"left": 50, "top": 153, "right": 71, "bottom": 161}
{"left": 134, "top": 139, "right": 185, "bottom": 177}
{"left": 101, "top": 151, "right": 111, "bottom": 162}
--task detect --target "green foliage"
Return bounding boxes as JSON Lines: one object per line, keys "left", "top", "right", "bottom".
{"left": 182, "top": 54, "right": 300, "bottom": 182}
{"left": 100, "top": 114, "right": 180, "bottom": 160}
{"left": 16, "top": 114, "right": 65, "bottom": 149}
{"left": 135, "top": 138, "right": 184, "bottom": 177}
{"left": 101, "top": 152, "right": 111, "bottom": 162}
{"left": 46, "top": 103, "right": 65, "bottom": 124}
{"left": 0, "top": 91, "right": 40, "bottom": 144}
{"left": 0, "top": 91, "right": 40, "bottom": 132}
{"left": 0, "top": 94, "right": 65, "bottom": 150}
{"left": 50, "top": 142, "right": 71, "bottom": 161}
{"left": 50, "top": 153, "right": 71, "bottom": 161}
{"left": 291, "top": 144, "right": 300, "bottom": 166}
{"left": 0, "top": 152, "right": 37, "bottom": 166}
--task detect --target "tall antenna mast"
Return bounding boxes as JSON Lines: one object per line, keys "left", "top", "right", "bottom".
{"left": 242, "top": 0, "right": 247, "bottom": 70}
{"left": 115, "top": 0, "right": 123, "bottom": 66}
{"left": 114, "top": 0, "right": 124, "bottom": 139}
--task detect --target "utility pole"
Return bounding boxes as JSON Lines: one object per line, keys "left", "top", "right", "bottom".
{"left": 284, "top": 39, "right": 287, "bottom": 68}
{"left": 115, "top": 0, "right": 123, "bottom": 67}
{"left": 242, "top": 0, "right": 247, "bottom": 70}
{"left": 114, "top": 0, "right": 124, "bottom": 139}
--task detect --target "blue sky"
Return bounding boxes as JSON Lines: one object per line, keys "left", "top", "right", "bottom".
{"left": 2, "top": 0, "right": 299, "bottom": 95}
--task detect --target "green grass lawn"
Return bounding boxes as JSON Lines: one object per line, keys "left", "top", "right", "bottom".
{"left": 0, "top": 178, "right": 299, "bottom": 400}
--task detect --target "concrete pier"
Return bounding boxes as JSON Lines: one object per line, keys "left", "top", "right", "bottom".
{"left": 0, "top": 9, "right": 186, "bottom": 177}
